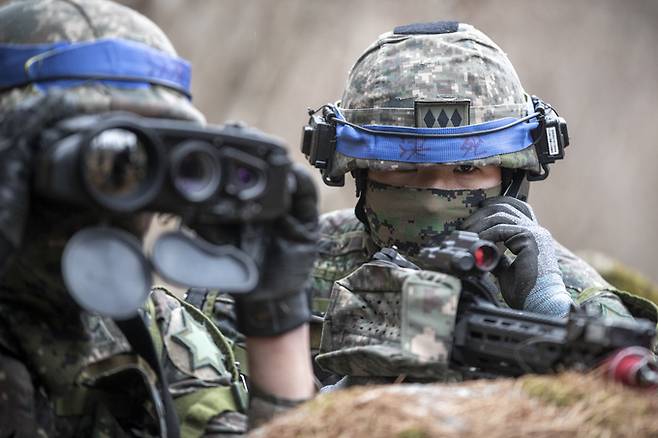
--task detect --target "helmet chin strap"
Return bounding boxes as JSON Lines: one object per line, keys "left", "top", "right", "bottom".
{"left": 353, "top": 170, "right": 371, "bottom": 231}
{"left": 502, "top": 169, "right": 530, "bottom": 202}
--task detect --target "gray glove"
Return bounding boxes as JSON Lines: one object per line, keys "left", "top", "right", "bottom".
{"left": 462, "top": 196, "right": 574, "bottom": 317}
{"left": 233, "top": 164, "right": 319, "bottom": 337}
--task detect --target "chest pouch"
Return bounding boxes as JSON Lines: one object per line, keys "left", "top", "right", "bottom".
{"left": 316, "top": 261, "right": 463, "bottom": 379}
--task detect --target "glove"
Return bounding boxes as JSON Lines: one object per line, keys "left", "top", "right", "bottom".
{"left": 462, "top": 196, "right": 574, "bottom": 317}
{"left": 0, "top": 91, "right": 81, "bottom": 273}
{"left": 233, "top": 164, "right": 319, "bottom": 337}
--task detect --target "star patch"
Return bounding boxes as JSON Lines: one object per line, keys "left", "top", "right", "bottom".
{"left": 171, "top": 310, "right": 227, "bottom": 375}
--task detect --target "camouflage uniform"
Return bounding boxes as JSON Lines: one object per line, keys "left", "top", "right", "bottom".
{"left": 310, "top": 209, "right": 658, "bottom": 380}
{"left": 0, "top": 282, "right": 248, "bottom": 437}
{"left": 0, "top": 1, "right": 248, "bottom": 436}
{"left": 305, "top": 22, "right": 658, "bottom": 383}
{"left": 0, "top": 204, "right": 248, "bottom": 436}
{"left": 311, "top": 209, "right": 655, "bottom": 319}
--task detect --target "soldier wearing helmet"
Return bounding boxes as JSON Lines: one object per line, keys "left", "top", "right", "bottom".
{"left": 302, "top": 21, "right": 657, "bottom": 385}
{"left": 0, "top": 0, "right": 316, "bottom": 436}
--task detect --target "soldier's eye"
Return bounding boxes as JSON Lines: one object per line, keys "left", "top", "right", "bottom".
{"left": 454, "top": 165, "right": 477, "bottom": 174}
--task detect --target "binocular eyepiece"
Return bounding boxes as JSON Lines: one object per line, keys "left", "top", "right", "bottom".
{"left": 35, "top": 113, "right": 291, "bottom": 222}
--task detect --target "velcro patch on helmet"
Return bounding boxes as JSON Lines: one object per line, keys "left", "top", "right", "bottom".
{"left": 393, "top": 21, "right": 459, "bottom": 35}
{"left": 415, "top": 100, "right": 470, "bottom": 128}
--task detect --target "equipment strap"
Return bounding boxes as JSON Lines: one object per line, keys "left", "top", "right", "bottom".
{"left": 175, "top": 386, "right": 240, "bottom": 438}
{"left": 334, "top": 106, "right": 539, "bottom": 163}
{"left": 116, "top": 316, "right": 181, "bottom": 438}
{"left": 0, "top": 38, "right": 191, "bottom": 97}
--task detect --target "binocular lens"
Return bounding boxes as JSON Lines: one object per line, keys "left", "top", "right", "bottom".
{"left": 84, "top": 128, "right": 150, "bottom": 200}
{"left": 228, "top": 164, "right": 265, "bottom": 201}
{"left": 172, "top": 143, "right": 221, "bottom": 202}
{"left": 236, "top": 166, "right": 256, "bottom": 187}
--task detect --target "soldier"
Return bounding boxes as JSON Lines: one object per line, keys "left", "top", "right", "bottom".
{"left": 0, "top": 0, "right": 315, "bottom": 436}
{"left": 303, "top": 21, "right": 658, "bottom": 386}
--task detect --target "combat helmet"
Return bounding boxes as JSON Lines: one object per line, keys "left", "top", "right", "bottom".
{"left": 0, "top": 0, "right": 203, "bottom": 122}
{"left": 0, "top": 0, "right": 207, "bottom": 313}
{"left": 302, "top": 21, "right": 569, "bottom": 205}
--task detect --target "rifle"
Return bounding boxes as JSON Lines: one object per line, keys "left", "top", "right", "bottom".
{"left": 376, "top": 231, "right": 658, "bottom": 386}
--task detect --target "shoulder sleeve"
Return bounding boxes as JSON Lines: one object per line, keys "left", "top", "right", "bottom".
{"left": 307, "top": 209, "right": 371, "bottom": 314}
{"left": 553, "top": 240, "right": 611, "bottom": 291}
{"left": 148, "top": 288, "right": 249, "bottom": 436}
{"left": 553, "top": 241, "right": 658, "bottom": 322}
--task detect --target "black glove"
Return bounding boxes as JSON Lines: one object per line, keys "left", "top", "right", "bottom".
{"left": 462, "top": 196, "right": 573, "bottom": 317}
{"left": 233, "top": 164, "right": 319, "bottom": 337}
{"left": 0, "top": 92, "right": 79, "bottom": 273}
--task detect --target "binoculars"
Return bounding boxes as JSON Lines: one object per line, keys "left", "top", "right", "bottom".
{"left": 34, "top": 112, "right": 292, "bottom": 223}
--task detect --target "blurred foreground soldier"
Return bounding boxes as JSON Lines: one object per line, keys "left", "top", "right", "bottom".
{"left": 300, "top": 21, "right": 658, "bottom": 387}
{"left": 0, "top": 0, "right": 315, "bottom": 436}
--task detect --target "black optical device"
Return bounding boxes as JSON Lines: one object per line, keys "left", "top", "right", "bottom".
{"left": 35, "top": 113, "right": 291, "bottom": 223}
{"left": 418, "top": 231, "right": 500, "bottom": 275}
{"left": 378, "top": 231, "right": 657, "bottom": 380}
{"left": 300, "top": 106, "right": 344, "bottom": 187}
{"left": 527, "top": 95, "right": 569, "bottom": 181}
{"left": 301, "top": 97, "right": 570, "bottom": 186}
{"left": 372, "top": 231, "right": 500, "bottom": 275}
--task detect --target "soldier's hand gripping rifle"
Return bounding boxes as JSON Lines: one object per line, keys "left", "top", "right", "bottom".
{"left": 379, "top": 231, "right": 658, "bottom": 386}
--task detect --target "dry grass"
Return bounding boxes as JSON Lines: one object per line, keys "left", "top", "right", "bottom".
{"left": 250, "top": 372, "right": 658, "bottom": 438}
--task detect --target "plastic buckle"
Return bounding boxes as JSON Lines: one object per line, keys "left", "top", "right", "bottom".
{"left": 300, "top": 105, "right": 345, "bottom": 187}
{"left": 231, "top": 374, "right": 249, "bottom": 413}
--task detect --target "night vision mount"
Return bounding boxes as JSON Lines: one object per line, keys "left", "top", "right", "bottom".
{"left": 300, "top": 105, "right": 345, "bottom": 187}
{"left": 300, "top": 96, "right": 570, "bottom": 185}
{"left": 527, "top": 96, "right": 569, "bottom": 181}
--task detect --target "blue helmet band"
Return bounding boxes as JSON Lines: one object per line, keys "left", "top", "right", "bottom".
{"left": 333, "top": 106, "right": 539, "bottom": 164}
{"left": 0, "top": 38, "right": 192, "bottom": 98}
{"left": 302, "top": 98, "right": 569, "bottom": 188}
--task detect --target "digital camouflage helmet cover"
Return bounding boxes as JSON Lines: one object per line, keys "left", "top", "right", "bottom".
{"left": 0, "top": 0, "right": 203, "bottom": 121}
{"left": 302, "top": 21, "right": 568, "bottom": 191}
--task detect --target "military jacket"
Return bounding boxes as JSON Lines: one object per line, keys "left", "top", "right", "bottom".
{"left": 309, "top": 209, "right": 658, "bottom": 379}
{"left": 0, "top": 273, "right": 248, "bottom": 437}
